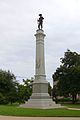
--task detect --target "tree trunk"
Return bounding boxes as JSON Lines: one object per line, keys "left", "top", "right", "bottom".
{"left": 72, "top": 93, "right": 77, "bottom": 104}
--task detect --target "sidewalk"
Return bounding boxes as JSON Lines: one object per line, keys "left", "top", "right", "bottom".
{"left": 0, "top": 116, "right": 80, "bottom": 120}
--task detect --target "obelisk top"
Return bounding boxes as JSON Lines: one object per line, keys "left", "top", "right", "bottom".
{"left": 37, "top": 14, "right": 44, "bottom": 30}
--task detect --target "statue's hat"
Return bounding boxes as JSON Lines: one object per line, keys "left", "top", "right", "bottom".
{"left": 39, "top": 14, "right": 42, "bottom": 16}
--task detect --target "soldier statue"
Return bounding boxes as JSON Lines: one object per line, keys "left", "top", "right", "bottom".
{"left": 37, "top": 14, "right": 44, "bottom": 30}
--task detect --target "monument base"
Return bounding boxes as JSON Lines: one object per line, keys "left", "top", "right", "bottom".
{"left": 20, "top": 81, "right": 62, "bottom": 109}
{"left": 20, "top": 96, "right": 62, "bottom": 109}
{"left": 20, "top": 99, "right": 62, "bottom": 109}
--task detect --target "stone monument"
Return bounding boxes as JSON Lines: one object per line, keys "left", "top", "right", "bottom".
{"left": 20, "top": 14, "right": 61, "bottom": 109}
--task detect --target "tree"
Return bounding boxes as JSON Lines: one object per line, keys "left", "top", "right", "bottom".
{"left": 52, "top": 49, "right": 80, "bottom": 103}
{"left": 17, "top": 79, "right": 33, "bottom": 103}
{"left": 0, "top": 69, "right": 18, "bottom": 104}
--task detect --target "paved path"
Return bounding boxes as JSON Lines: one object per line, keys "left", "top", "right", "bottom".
{"left": 0, "top": 116, "right": 80, "bottom": 120}
{"left": 68, "top": 108, "right": 80, "bottom": 110}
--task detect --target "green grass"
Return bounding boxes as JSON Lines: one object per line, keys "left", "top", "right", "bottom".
{"left": 0, "top": 105, "right": 80, "bottom": 117}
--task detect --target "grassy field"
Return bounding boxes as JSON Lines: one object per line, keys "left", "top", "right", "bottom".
{"left": 0, "top": 104, "right": 80, "bottom": 117}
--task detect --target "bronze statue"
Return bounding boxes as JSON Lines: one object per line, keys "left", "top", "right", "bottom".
{"left": 37, "top": 14, "right": 44, "bottom": 30}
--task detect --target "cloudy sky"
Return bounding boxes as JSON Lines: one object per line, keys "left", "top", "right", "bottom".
{"left": 0, "top": 0, "right": 80, "bottom": 85}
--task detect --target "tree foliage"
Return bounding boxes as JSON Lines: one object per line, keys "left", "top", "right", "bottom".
{"left": 0, "top": 69, "right": 34, "bottom": 104}
{"left": 52, "top": 49, "right": 80, "bottom": 103}
{"left": 17, "top": 79, "right": 33, "bottom": 103}
{"left": 0, "top": 70, "right": 17, "bottom": 104}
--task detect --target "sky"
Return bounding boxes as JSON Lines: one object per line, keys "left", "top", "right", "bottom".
{"left": 0, "top": 0, "right": 80, "bottom": 86}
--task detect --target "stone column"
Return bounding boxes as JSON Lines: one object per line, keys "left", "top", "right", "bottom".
{"left": 31, "top": 29, "right": 50, "bottom": 99}
{"left": 35, "top": 29, "right": 45, "bottom": 76}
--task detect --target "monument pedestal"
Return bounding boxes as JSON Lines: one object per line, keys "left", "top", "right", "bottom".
{"left": 20, "top": 29, "right": 61, "bottom": 109}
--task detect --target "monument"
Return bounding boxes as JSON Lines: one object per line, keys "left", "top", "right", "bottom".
{"left": 20, "top": 14, "right": 61, "bottom": 108}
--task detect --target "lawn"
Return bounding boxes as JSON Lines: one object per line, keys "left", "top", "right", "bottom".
{"left": 0, "top": 104, "right": 80, "bottom": 117}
